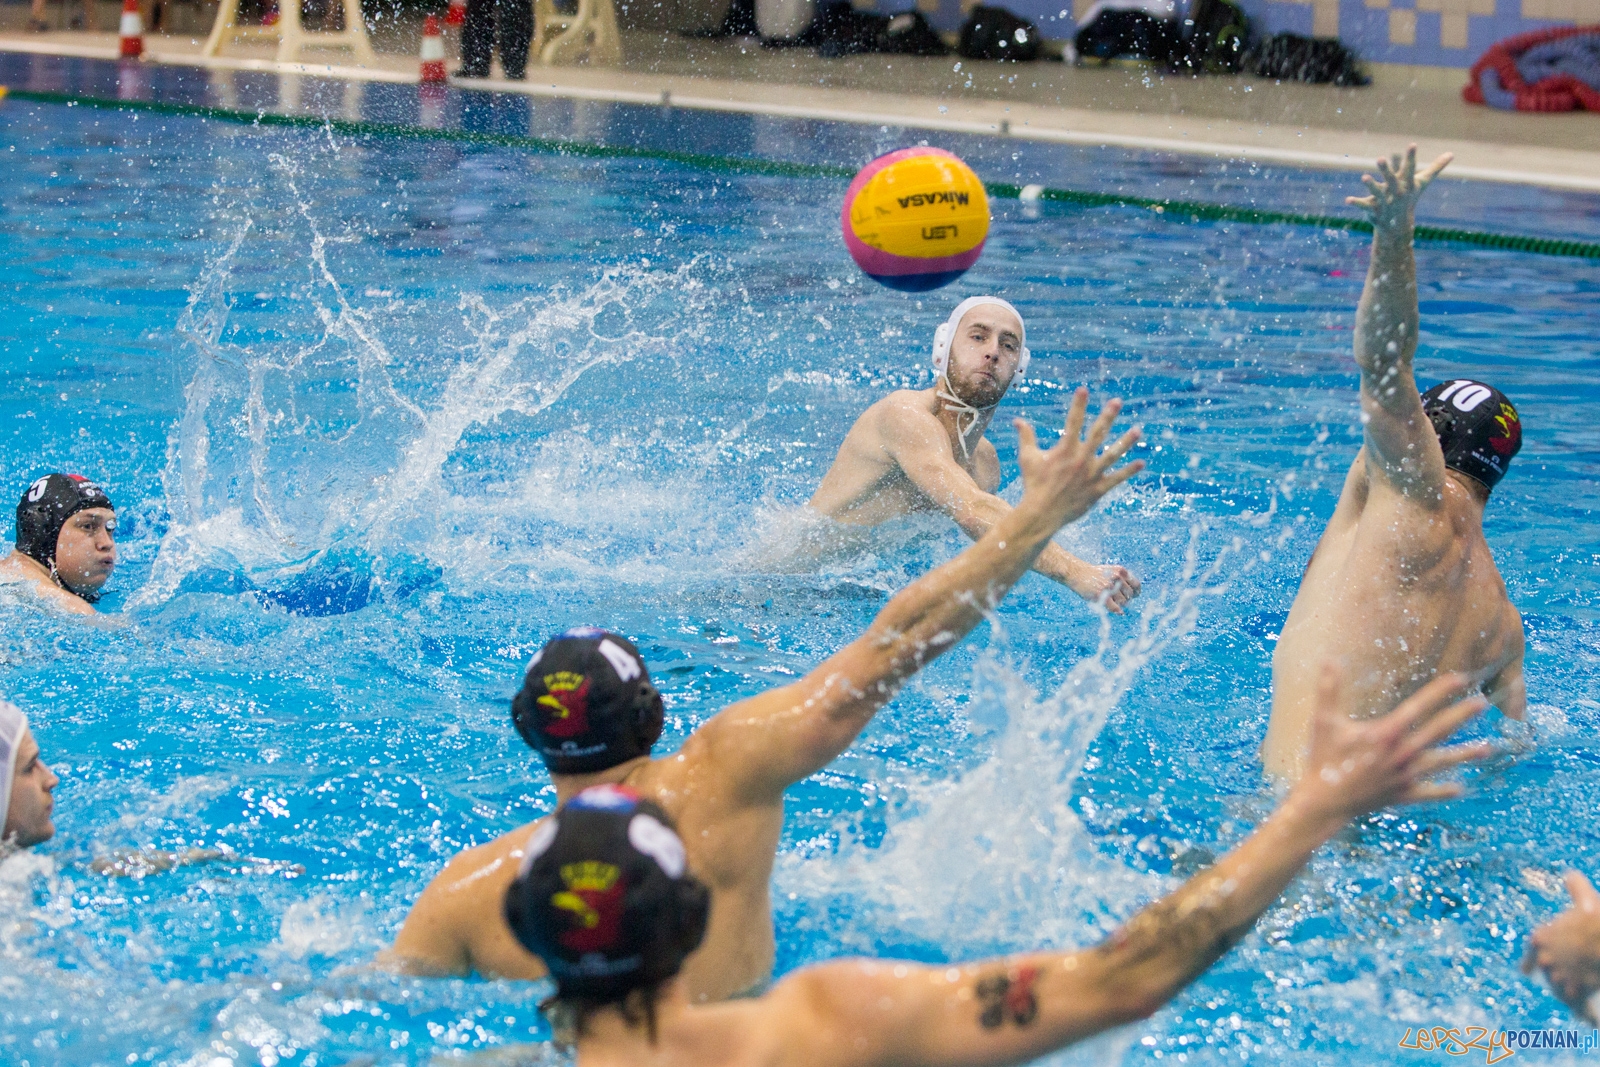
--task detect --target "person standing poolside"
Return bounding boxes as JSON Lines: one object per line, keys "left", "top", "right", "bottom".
{"left": 499, "top": 669, "right": 1490, "bottom": 1064}
{"left": 384, "top": 388, "right": 1144, "bottom": 1000}
{"left": 1, "top": 700, "right": 60, "bottom": 851}
{"left": 1523, "top": 872, "right": 1600, "bottom": 1022}
{"left": 0, "top": 473, "right": 118, "bottom": 616}
{"left": 1261, "top": 147, "right": 1527, "bottom": 779}
{"left": 806, "top": 297, "right": 1141, "bottom": 613}
{"left": 457, "top": 0, "right": 532, "bottom": 79}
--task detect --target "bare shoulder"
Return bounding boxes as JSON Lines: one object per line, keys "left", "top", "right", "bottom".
{"left": 422, "top": 820, "right": 543, "bottom": 908}
{"left": 871, "top": 389, "right": 941, "bottom": 433}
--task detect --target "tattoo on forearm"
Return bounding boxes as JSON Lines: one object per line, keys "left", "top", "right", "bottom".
{"left": 1095, "top": 885, "right": 1251, "bottom": 978}
{"left": 976, "top": 965, "right": 1039, "bottom": 1029}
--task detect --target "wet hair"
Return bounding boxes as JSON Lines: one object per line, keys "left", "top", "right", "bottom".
{"left": 503, "top": 786, "right": 710, "bottom": 1025}
{"left": 1419, "top": 380, "right": 1522, "bottom": 493}
{"left": 511, "top": 629, "right": 663, "bottom": 775}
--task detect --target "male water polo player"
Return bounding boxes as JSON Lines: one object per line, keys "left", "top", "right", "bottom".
{"left": 500, "top": 669, "right": 1489, "bottom": 1064}
{"left": 1, "top": 700, "right": 60, "bottom": 850}
{"left": 1262, "top": 146, "right": 1526, "bottom": 779}
{"left": 0, "top": 473, "right": 118, "bottom": 615}
{"left": 386, "top": 388, "right": 1144, "bottom": 1000}
{"left": 806, "top": 297, "right": 1141, "bottom": 612}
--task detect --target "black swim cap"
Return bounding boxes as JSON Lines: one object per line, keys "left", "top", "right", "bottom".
{"left": 503, "top": 785, "right": 709, "bottom": 1003}
{"left": 1420, "top": 380, "right": 1522, "bottom": 492}
{"left": 14, "top": 473, "right": 115, "bottom": 570}
{"left": 512, "top": 629, "right": 664, "bottom": 776}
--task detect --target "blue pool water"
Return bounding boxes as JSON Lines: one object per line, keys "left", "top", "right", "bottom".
{"left": 2, "top": 57, "right": 1599, "bottom": 1065}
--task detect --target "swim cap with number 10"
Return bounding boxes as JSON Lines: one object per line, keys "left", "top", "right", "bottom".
{"left": 841, "top": 147, "right": 990, "bottom": 292}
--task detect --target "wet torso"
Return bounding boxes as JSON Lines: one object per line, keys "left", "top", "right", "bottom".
{"left": 807, "top": 389, "right": 998, "bottom": 525}
{"left": 417, "top": 752, "right": 782, "bottom": 1001}
{"left": 1263, "top": 450, "right": 1523, "bottom": 778}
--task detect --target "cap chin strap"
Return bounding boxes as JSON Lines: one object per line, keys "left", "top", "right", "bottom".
{"left": 936, "top": 374, "right": 997, "bottom": 463}
{"left": 48, "top": 561, "right": 98, "bottom": 604}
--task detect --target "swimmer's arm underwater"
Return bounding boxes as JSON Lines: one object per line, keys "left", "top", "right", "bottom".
{"left": 880, "top": 395, "right": 1140, "bottom": 613}
{"left": 698, "top": 390, "right": 1142, "bottom": 804}
{"left": 761, "top": 668, "right": 1490, "bottom": 1067}
{"left": 1347, "top": 145, "right": 1454, "bottom": 505}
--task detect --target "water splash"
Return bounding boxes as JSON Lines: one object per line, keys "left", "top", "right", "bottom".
{"left": 137, "top": 172, "right": 728, "bottom": 611}
{"left": 782, "top": 528, "right": 1236, "bottom": 961}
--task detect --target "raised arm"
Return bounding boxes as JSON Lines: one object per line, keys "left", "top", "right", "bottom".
{"left": 882, "top": 397, "right": 1140, "bottom": 612}
{"left": 1347, "top": 145, "right": 1454, "bottom": 505}
{"left": 693, "top": 390, "right": 1142, "bottom": 805}
{"left": 772, "top": 668, "right": 1490, "bottom": 1067}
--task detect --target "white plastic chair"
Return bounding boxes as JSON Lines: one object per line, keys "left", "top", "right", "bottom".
{"left": 201, "top": 0, "right": 377, "bottom": 64}
{"left": 533, "top": 0, "right": 621, "bottom": 65}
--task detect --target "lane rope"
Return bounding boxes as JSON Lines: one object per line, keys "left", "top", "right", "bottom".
{"left": 6, "top": 86, "right": 1600, "bottom": 261}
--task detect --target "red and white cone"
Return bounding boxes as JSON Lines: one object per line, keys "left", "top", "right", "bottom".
{"left": 444, "top": 0, "right": 466, "bottom": 29}
{"left": 118, "top": 0, "right": 143, "bottom": 58}
{"left": 420, "top": 14, "right": 447, "bottom": 83}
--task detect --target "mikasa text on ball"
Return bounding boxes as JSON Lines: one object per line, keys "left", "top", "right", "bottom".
{"left": 841, "top": 147, "right": 990, "bottom": 292}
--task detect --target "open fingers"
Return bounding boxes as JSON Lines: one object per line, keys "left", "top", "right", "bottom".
{"left": 1095, "top": 426, "right": 1142, "bottom": 472}
{"left": 1408, "top": 740, "right": 1493, "bottom": 780}
{"left": 1095, "top": 457, "right": 1145, "bottom": 494}
{"left": 1385, "top": 672, "right": 1471, "bottom": 735}
{"left": 1083, "top": 397, "right": 1124, "bottom": 453}
{"left": 1345, "top": 194, "right": 1377, "bottom": 210}
{"left": 1399, "top": 693, "right": 1489, "bottom": 760}
{"left": 1061, "top": 387, "right": 1088, "bottom": 447}
{"left": 1014, "top": 418, "right": 1039, "bottom": 457}
{"left": 1417, "top": 151, "right": 1454, "bottom": 191}
{"left": 1399, "top": 780, "right": 1465, "bottom": 805}
{"left": 1361, "top": 174, "right": 1384, "bottom": 198}
{"left": 1403, "top": 144, "right": 1418, "bottom": 187}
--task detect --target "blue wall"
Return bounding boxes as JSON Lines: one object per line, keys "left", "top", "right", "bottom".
{"left": 905, "top": 0, "right": 1599, "bottom": 67}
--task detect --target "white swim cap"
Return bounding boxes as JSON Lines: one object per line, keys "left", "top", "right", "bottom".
{"left": 0, "top": 700, "right": 27, "bottom": 837}
{"left": 931, "top": 296, "right": 1030, "bottom": 378}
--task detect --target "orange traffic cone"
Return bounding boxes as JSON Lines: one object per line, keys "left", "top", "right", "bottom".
{"left": 444, "top": 0, "right": 466, "bottom": 28}
{"left": 420, "top": 14, "right": 447, "bottom": 83}
{"left": 118, "top": 0, "right": 143, "bottom": 58}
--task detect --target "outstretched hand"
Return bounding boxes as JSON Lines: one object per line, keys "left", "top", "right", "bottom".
{"left": 1522, "top": 872, "right": 1600, "bottom": 1021}
{"left": 1014, "top": 388, "right": 1143, "bottom": 534}
{"left": 1070, "top": 563, "right": 1142, "bottom": 614}
{"left": 1294, "top": 665, "right": 1490, "bottom": 824}
{"left": 1345, "top": 144, "right": 1452, "bottom": 234}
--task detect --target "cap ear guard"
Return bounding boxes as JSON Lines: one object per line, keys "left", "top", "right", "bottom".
{"left": 633, "top": 681, "right": 664, "bottom": 752}
{"left": 931, "top": 298, "right": 1030, "bottom": 379}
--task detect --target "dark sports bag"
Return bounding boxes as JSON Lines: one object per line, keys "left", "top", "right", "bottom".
{"left": 1247, "top": 32, "right": 1371, "bottom": 85}
{"left": 959, "top": 4, "right": 1042, "bottom": 61}
{"left": 880, "top": 10, "right": 950, "bottom": 55}
{"left": 1171, "top": 0, "right": 1249, "bottom": 72}
{"left": 1075, "top": 8, "right": 1180, "bottom": 63}
{"left": 813, "top": 0, "right": 891, "bottom": 56}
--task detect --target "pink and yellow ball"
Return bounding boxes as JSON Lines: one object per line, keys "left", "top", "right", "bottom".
{"left": 841, "top": 147, "right": 990, "bottom": 292}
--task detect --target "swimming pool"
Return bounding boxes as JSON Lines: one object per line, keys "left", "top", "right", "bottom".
{"left": 2, "top": 54, "right": 1599, "bottom": 1065}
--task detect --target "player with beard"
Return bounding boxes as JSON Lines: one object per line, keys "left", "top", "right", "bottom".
{"left": 806, "top": 297, "right": 1140, "bottom": 613}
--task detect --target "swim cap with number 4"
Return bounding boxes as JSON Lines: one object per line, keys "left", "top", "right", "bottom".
{"left": 842, "top": 147, "right": 990, "bottom": 292}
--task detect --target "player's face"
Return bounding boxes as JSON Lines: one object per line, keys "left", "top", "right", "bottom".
{"left": 5, "top": 730, "right": 58, "bottom": 848}
{"left": 946, "top": 307, "right": 1024, "bottom": 407}
{"left": 53, "top": 508, "right": 117, "bottom": 593}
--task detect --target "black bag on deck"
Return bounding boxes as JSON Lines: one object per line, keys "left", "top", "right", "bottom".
{"left": 880, "top": 10, "right": 950, "bottom": 55}
{"left": 814, "top": 0, "right": 891, "bottom": 56}
{"left": 1170, "top": 0, "right": 1249, "bottom": 72}
{"left": 1247, "top": 32, "right": 1370, "bottom": 85}
{"left": 959, "top": 5, "right": 1042, "bottom": 61}
{"left": 1075, "top": 8, "right": 1180, "bottom": 63}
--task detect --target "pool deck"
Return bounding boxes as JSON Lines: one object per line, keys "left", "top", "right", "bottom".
{"left": 3, "top": 21, "right": 1599, "bottom": 190}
